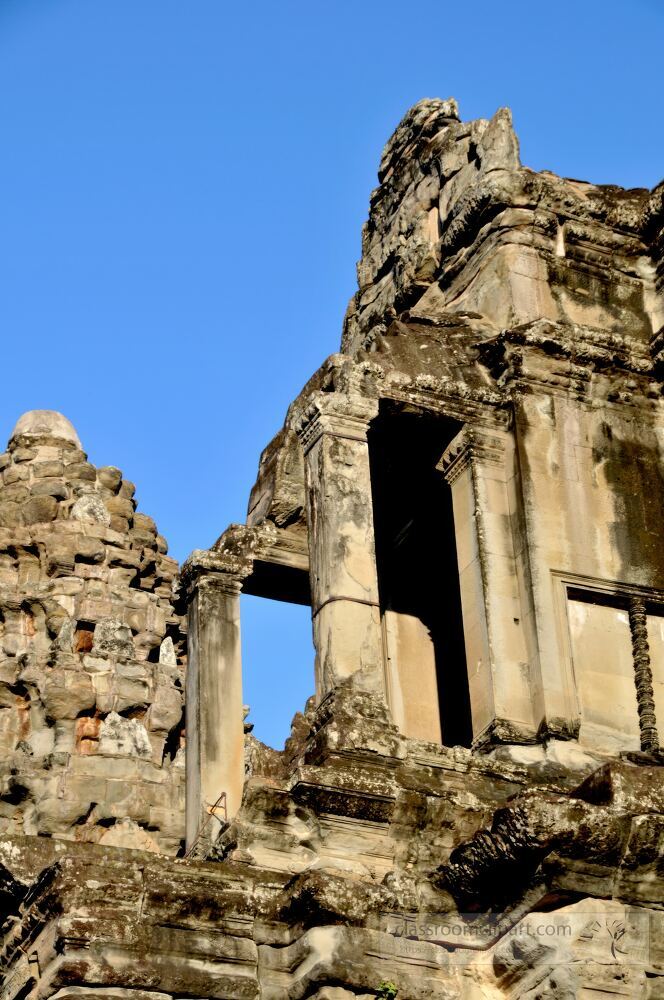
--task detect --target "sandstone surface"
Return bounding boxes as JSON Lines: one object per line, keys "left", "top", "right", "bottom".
{"left": 0, "top": 411, "right": 186, "bottom": 854}
{"left": 1, "top": 100, "right": 663, "bottom": 999}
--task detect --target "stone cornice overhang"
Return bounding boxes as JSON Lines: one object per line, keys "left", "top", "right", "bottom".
{"left": 285, "top": 352, "right": 509, "bottom": 435}
{"left": 477, "top": 320, "right": 663, "bottom": 415}
{"left": 286, "top": 317, "right": 662, "bottom": 437}
{"left": 180, "top": 521, "right": 310, "bottom": 604}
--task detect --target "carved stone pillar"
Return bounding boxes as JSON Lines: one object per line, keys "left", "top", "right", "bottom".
{"left": 295, "top": 391, "right": 385, "bottom": 702}
{"left": 628, "top": 596, "right": 660, "bottom": 753}
{"left": 182, "top": 552, "right": 249, "bottom": 852}
{"left": 440, "top": 425, "right": 538, "bottom": 745}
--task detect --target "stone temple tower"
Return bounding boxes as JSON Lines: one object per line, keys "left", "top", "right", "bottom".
{"left": 1, "top": 100, "right": 663, "bottom": 999}
{"left": 0, "top": 409, "right": 186, "bottom": 852}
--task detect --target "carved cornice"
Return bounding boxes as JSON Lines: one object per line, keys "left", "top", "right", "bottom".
{"left": 179, "top": 551, "right": 247, "bottom": 602}
{"left": 286, "top": 351, "right": 508, "bottom": 453}
{"left": 438, "top": 426, "right": 507, "bottom": 485}
{"left": 292, "top": 391, "right": 379, "bottom": 455}
{"left": 180, "top": 521, "right": 310, "bottom": 601}
{"left": 180, "top": 524, "right": 255, "bottom": 601}
{"left": 479, "top": 320, "right": 656, "bottom": 393}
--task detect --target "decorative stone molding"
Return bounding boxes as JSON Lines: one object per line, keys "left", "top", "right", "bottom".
{"left": 472, "top": 717, "right": 541, "bottom": 752}
{"left": 478, "top": 320, "right": 655, "bottom": 395}
{"left": 293, "top": 391, "right": 379, "bottom": 455}
{"left": 180, "top": 526, "right": 254, "bottom": 601}
{"left": 628, "top": 596, "right": 660, "bottom": 753}
{"left": 435, "top": 760, "right": 664, "bottom": 910}
{"left": 437, "top": 424, "right": 507, "bottom": 485}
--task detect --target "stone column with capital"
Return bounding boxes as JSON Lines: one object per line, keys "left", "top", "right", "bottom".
{"left": 295, "top": 391, "right": 386, "bottom": 702}
{"left": 181, "top": 548, "right": 250, "bottom": 853}
{"left": 440, "top": 424, "right": 539, "bottom": 746}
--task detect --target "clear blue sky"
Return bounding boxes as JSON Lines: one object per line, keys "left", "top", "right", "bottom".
{"left": 1, "top": 0, "right": 662, "bottom": 747}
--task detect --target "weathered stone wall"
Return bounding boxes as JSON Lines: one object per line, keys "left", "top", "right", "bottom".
{"left": 1, "top": 98, "right": 663, "bottom": 1000}
{"left": 343, "top": 97, "right": 662, "bottom": 353}
{"left": 329, "top": 98, "right": 664, "bottom": 755}
{"left": 0, "top": 411, "right": 186, "bottom": 854}
{"left": 0, "top": 686, "right": 661, "bottom": 998}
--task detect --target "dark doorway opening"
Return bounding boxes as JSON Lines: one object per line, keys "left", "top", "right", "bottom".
{"left": 368, "top": 402, "right": 472, "bottom": 748}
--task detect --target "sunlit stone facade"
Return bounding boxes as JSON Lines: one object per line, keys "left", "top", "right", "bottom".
{"left": 2, "top": 99, "right": 663, "bottom": 1000}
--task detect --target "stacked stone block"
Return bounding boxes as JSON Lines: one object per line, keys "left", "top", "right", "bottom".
{"left": 1, "top": 97, "right": 663, "bottom": 1000}
{"left": 0, "top": 411, "right": 186, "bottom": 854}
{"left": 342, "top": 98, "right": 661, "bottom": 355}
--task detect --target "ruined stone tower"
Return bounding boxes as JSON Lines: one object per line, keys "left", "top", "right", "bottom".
{"left": 1, "top": 99, "right": 663, "bottom": 999}
{"left": 0, "top": 410, "right": 186, "bottom": 853}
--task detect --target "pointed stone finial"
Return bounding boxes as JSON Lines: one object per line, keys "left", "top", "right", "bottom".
{"left": 9, "top": 410, "right": 82, "bottom": 449}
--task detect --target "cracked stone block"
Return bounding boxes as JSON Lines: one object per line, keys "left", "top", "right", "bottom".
{"left": 98, "top": 711, "right": 153, "bottom": 758}
{"left": 91, "top": 618, "right": 135, "bottom": 660}
{"left": 71, "top": 492, "right": 112, "bottom": 525}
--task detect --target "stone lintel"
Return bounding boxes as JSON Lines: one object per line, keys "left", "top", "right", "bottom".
{"left": 183, "top": 522, "right": 311, "bottom": 594}
{"left": 248, "top": 522, "right": 309, "bottom": 575}
{"left": 183, "top": 523, "right": 311, "bottom": 611}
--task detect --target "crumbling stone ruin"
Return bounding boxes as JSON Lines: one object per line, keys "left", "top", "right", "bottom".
{"left": 0, "top": 410, "right": 186, "bottom": 853}
{"left": 1, "top": 98, "right": 663, "bottom": 999}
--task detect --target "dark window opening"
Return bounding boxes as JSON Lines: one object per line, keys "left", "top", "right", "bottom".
{"left": 369, "top": 402, "right": 472, "bottom": 748}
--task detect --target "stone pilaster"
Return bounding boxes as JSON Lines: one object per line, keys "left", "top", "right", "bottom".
{"left": 295, "top": 391, "right": 385, "bottom": 702}
{"left": 182, "top": 550, "right": 250, "bottom": 852}
{"left": 439, "top": 425, "right": 538, "bottom": 745}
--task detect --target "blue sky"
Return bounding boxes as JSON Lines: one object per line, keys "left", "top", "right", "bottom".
{"left": 1, "top": 0, "right": 662, "bottom": 747}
